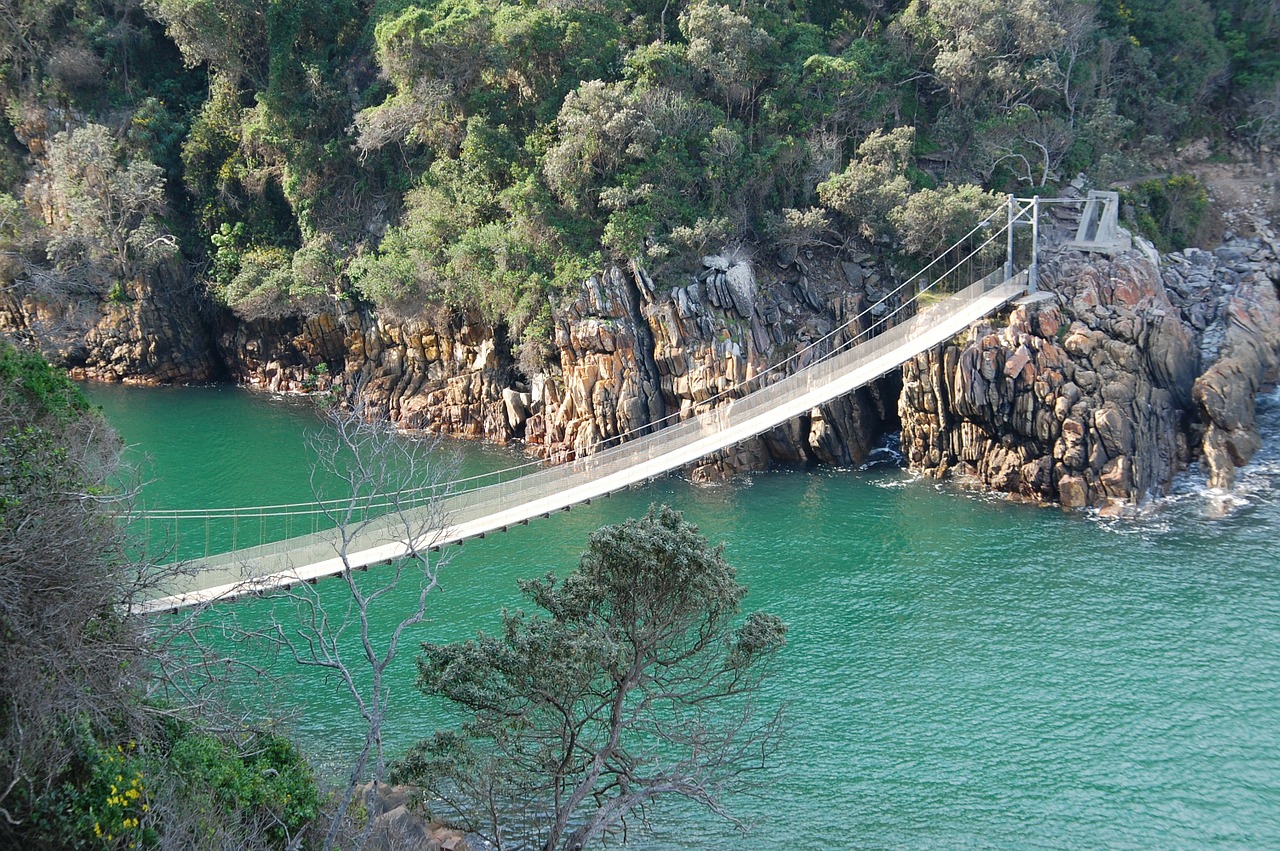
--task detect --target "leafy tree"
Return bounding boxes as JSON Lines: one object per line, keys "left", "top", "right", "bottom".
{"left": 488, "top": 2, "right": 625, "bottom": 127}
{"left": 0, "top": 193, "right": 25, "bottom": 244}
{"left": 361, "top": 0, "right": 497, "bottom": 156}
{"left": 818, "top": 125, "right": 1001, "bottom": 269}
{"left": 890, "top": 182, "right": 1003, "bottom": 265}
{"left": 897, "top": 0, "right": 1074, "bottom": 110}
{"left": 222, "top": 244, "right": 301, "bottom": 319}
{"left": 543, "top": 80, "right": 658, "bottom": 212}
{"left": 143, "top": 0, "right": 269, "bottom": 85}
{"left": 1124, "top": 174, "right": 1210, "bottom": 252}
{"left": 798, "top": 37, "right": 909, "bottom": 146}
{"left": 182, "top": 78, "right": 300, "bottom": 266}
{"left": 817, "top": 126, "right": 915, "bottom": 242}
{"left": 1216, "top": 0, "right": 1280, "bottom": 96}
{"left": 44, "top": 123, "right": 176, "bottom": 290}
{"left": 978, "top": 105, "right": 1075, "bottom": 187}
{"left": 680, "top": 0, "right": 777, "bottom": 120}
{"left": 395, "top": 504, "right": 787, "bottom": 851}
{"left": 1102, "top": 0, "right": 1228, "bottom": 108}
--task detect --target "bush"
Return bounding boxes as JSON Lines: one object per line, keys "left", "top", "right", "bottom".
{"left": 0, "top": 343, "right": 147, "bottom": 847}
{"left": 1123, "top": 174, "right": 1210, "bottom": 252}
{"left": 222, "top": 245, "right": 297, "bottom": 319}
{"left": 816, "top": 126, "right": 914, "bottom": 242}
{"left": 30, "top": 723, "right": 320, "bottom": 851}
{"left": 161, "top": 726, "right": 321, "bottom": 848}
{"left": 0, "top": 344, "right": 328, "bottom": 849}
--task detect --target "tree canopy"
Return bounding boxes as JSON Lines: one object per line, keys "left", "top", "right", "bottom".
{"left": 1, "top": 0, "right": 1275, "bottom": 351}
{"left": 395, "top": 504, "right": 787, "bottom": 850}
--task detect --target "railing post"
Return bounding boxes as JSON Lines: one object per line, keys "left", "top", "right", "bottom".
{"left": 1006, "top": 193, "right": 1016, "bottom": 280}
{"left": 1029, "top": 195, "right": 1039, "bottom": 293}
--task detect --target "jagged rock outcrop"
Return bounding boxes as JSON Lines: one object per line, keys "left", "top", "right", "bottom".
{"left": 221, "top": 308, "right": 350, "bottom": 394}
{"left": 354, "top": 311, "right": 518, "bottom": 442}
{"left": 1178, "top": 244, "right": 1280, "bottom": 488}
{"left": 0, "top": 262, "right": 222, "bottom": 383}
{"left": 899, "top": 230, "right": 1280, "bottom": 507}
{"left": 529, "top": 253, "right": 893, "bottom": 480}
{"left": 531, "top": 266, "right": 666, "bottom": 460}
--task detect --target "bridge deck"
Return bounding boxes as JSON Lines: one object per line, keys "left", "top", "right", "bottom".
{"left": 139, "top": 270, "right": 1027, "bottom": 613}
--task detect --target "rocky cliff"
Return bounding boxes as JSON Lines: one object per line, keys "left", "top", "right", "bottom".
{"left": 1, "top": 244, "right": 898, "bottom": 477}
{"left": 0, "top": 262, "right": 222, "bottom": 384}
{"left": 899, "top": 228, "right": 1280, "bottom": 508}
{"left": 5, "top": 203, "right": 1278, "bottom": 505}
{"left": 533, "top": 256, "right": 893, "bottom": 480}
{"left": 334, "top": 249, "right": 897, "bottom": 479}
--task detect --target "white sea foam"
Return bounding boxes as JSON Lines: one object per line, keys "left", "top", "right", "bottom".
{"left": 871, "top": 477, "right": 911, "bottom": 490}
{"left": 1091, "top": 387, "right": 1280, "bottom": 534}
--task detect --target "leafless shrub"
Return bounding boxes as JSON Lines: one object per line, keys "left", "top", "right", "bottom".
{"left": 46, "top": 43, "right": 105, "bottom": 94}
{"left": 243, "top": 396, "right": 460, "bottom": 851}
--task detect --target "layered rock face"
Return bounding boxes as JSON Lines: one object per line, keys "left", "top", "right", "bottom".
{"left": 899, "top": 233, "right": 1280, "bottom": 506}
{"left": 329, "top": 252, "right": 895, "bottom": 478}
{"left": 3, "top": 246, "right": 894, "bottom": 474}
{"left": 532, "top": 258, "right": 893, "bottom": 480}
{"left": 0, "top": 263, "right": 222, "bottom": 384}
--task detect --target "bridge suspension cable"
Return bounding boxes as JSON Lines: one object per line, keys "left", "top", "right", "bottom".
{"left": 136, "top": 199, "right": 1018, "bottom": 522}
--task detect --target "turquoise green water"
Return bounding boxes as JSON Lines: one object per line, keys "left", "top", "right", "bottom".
{"left": 88, "top": 383, "right": 1280, "bottom": 848}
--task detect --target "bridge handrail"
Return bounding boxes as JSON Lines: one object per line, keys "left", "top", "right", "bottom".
{"left": 159, "top": 268, "right": 1021, "bottom": 564}
{"left": 143, "top": 265, "right": 1026, "bottom": 608}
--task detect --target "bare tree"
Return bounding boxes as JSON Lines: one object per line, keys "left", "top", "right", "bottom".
{"left": 257, "top": 398, "right": 459, "bottom": 851}
{"left": 1034, "top": 0, "right": 1098, "bottom": 128}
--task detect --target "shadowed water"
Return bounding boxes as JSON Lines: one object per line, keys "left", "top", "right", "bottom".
{"left": 88, "top": 383, "right": 1280, "bottom": 849}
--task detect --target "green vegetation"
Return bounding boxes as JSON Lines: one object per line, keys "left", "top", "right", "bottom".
{"left": 0, "top": 341, "right": 322, "bottom": 849}
{"left": 394, "top": 504, "right": 786, "bottom": 850}
{"left": 1, "top": 8, "right": 1274, "bottom": 845}
{"left": 1123, "top": 174, "right": 1212, "bottom": 252}
{"left": 36, "top": 724, "right": 319, "bottom": 850}
{"left": 1, "top": 351, "right": 785, "bottom": 848}
{"left": 1, "top": 0, "right": 1276, "bottom": 358}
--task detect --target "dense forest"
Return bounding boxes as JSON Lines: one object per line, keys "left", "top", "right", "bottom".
{"left": 1, "top": 0, "right": 1278, "bottom": 364}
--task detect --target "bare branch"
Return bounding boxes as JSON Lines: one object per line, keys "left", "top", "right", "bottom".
{"left": 243, "top": 392, "right": 459, "bottom": 851}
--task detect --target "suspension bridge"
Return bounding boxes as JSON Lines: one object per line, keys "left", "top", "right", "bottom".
{"left": 136, "top": 194, "right": 1121, "bottom": 613}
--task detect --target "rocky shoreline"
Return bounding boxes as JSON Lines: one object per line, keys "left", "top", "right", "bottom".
{"left": 3, "top": 213, "right": 1278, "bottom": 508}
{"left": 2, "top": 236, "right": 901, "bottom": 480}
{"left": 899, "top": 227, "right": 1280, "bottom": 509}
